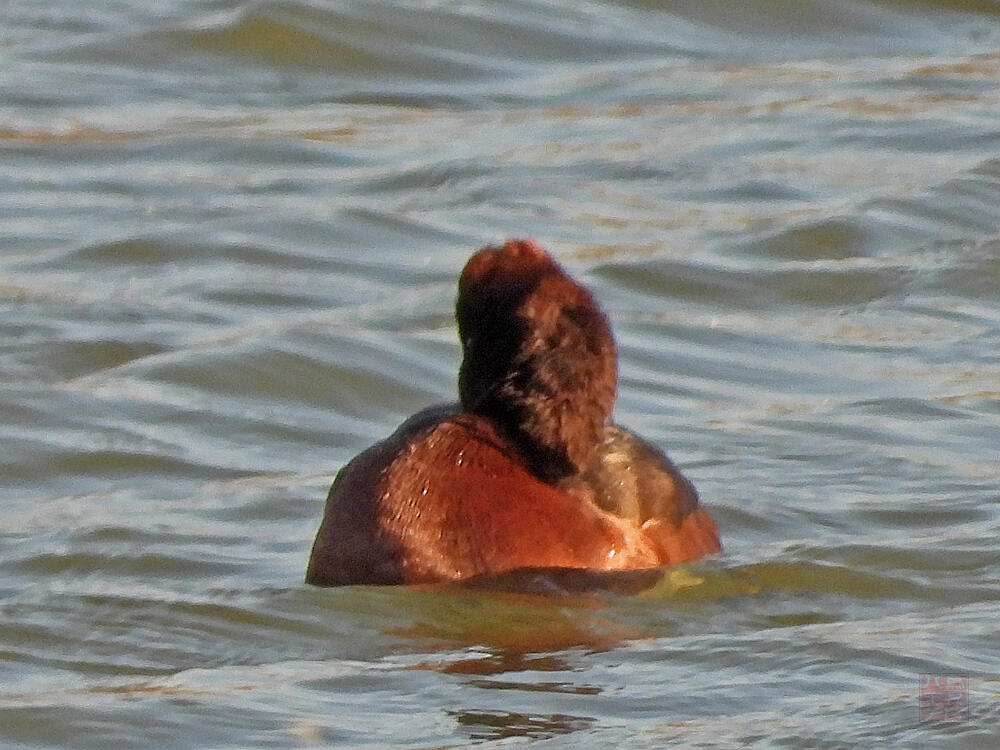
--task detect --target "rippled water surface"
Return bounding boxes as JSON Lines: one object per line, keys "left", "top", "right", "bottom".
{"left": 2, "top": 0, "right": 999, "bottom": 747}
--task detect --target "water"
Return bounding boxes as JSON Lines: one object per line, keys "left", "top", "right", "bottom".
{"left": 2, "top": 0, "right": 999, "bottom": 747}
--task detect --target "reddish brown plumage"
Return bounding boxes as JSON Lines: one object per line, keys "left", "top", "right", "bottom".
{"left": 305, "top": 239, "right": 720, "bottom": 587}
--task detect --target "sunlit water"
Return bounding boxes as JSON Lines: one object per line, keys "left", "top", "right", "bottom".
{"left": 2, "top": 1, "right": 999, "bottom": 747}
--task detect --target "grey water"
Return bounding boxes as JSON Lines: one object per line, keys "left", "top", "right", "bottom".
{"left": 1, "top": 1, "right": 999, "bottom": 747}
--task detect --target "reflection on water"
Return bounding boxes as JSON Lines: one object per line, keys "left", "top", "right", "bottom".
{"left": 2, "top": 0, "right": 999, "bottom": 747}
{"left": 451, "top": 708, "right": 596, "bottom": 741}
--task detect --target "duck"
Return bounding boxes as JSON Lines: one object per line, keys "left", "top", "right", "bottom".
{"left": 306, "top": 239, "right": 720, "bottom": 586}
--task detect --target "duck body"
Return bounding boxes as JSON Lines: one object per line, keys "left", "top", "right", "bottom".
{"left": 306, "top": 240, "right": 720, "bottom": 586}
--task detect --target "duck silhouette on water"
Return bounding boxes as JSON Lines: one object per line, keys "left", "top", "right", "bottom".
{"left": 306, "top": 239, "right": 720, "bottom": 586}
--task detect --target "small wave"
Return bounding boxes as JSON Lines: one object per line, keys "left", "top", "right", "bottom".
{"left": 167, "top": 0, "right": 658, "bottom": 80}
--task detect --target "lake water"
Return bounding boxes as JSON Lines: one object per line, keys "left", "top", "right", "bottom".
{"left": 2, "top": 0, "right": 999, "bottom": 747}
